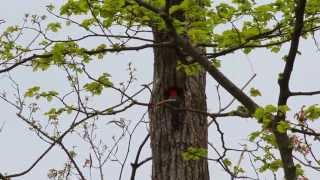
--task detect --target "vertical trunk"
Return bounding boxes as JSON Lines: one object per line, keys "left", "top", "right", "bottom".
{"left": 149, "top": 2, "right": 209, "bottom": 177}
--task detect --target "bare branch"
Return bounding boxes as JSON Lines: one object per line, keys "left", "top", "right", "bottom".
{"left": 291, "top": 127, "right": 320, "bottom": 137}
{"left": 290, "top": 90, "right": 320, "bottom": 96}
{"left": 130, "top": 134, "right": 150, "bottom": 180}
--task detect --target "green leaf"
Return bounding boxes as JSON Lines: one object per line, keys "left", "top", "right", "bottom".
{"left": 98, "top": 73, "right": 113, "bottom": 87}
{"left": 44, "top": 108, "right": 58, "bottom": 120}
{"left": 295, "top": 164, "right": 304, "bottom": 177}
{"left": 243, "top": 47, "right": 253, "bottom": 54}
{"left": 83, "top": 73, "right": 112, "bottom": 95}
{"left": 44, "top": 107, "right": 68, "bottom": 120}
{"left": 51, "top": 43, "right": 67, "bottom": 64}
{"left": 254, "top": 107, "right": 264, "bottom": 120}
{"left": 40, "top": 91, "right": 59, "bottom": 102}
{"left": 262, "top": 117, "right": 272, "bottom": 129}
{"left": 216, "top": 3, "right": 236, "bottom": 20}
{"left": 32, "top": 58, "right": 51, "bottom": 71}
{"left": 270, "top": 46, "right": 281, "bottom": 53}
{"left": 233, "top": 166, "right": 245, "bottom": 174}
{"left": 249, "top": 131, "right": 261, "bottom": 142}
{"left": 182, "top": 147, "right": 207, "bottom": 161}
{"left": 177, "top": 63, "right": 201, "bottom": 76}
{"left": 4, "top": 26, "right": 19, "bottom": 33}
{"left": 278, "top": 73, "right": 284, "bottom": 80}
{"left": 305, "top": 104, "right": 320, "bottom": 120}
{"left": 250, "top": 87, "right": 262, "bottom": 97}
{"left": 46, "top": 4, "right": 55, "bottom": 11}
{"left": 278, "top": 105, "right": 290, "bottom": 113}
{"left": 269, "top": 159, "right": 282, "bottom": 172}
{"left": 211, "top": 59, "right": 221, "bottom": 68}
{"left": 262, "top": 133, "right": 277, "bottom": 147}
{"left": 47, "top": 22, "right": 61, "bottom": 32}
{"left": 276, "top": 121, "right": 290, "bottom": 133}
{"left": 84, "top": 82, "right": 104, "bottom": 95}
{"left": 60, "top": 0, "right": 89, "bottom": 16}
{"left": 81, "top": 18, "right": 95, "bottom": 29}
{"left": 24, "top": 86, "right": 41, "bottom": 97}
{"left": 223, "top": 158, "right": 232, "bottom": 167}
{"left": 265, "top": 105, "right": 277, "bottom": 113}
{"left": 282, "top": 55, "right": 288, "bottom": 61}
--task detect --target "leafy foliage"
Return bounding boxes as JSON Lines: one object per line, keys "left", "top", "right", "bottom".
{"left": 304, "top": 104, "right": 320, "bottom": 120}
{"left": 46, "top": 22, "right": 62, "bottom": 32}
{"left": 250, "top": 87, "right": 261, "bottom": 97}
{"left": 83, "top": 73, "right": 112, "bottom": 95}
{"left": 24, "top": 86, "right": 41, "bottom": 97}
{"left": 1, "top": 0, "right": 320, "bottom": 179}
{"left": 182, "top": 147, "right": 208, "bottom": 160}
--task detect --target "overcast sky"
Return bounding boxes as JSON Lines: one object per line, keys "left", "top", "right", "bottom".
{"left": 1, "top": 1, "right": 320, "bottom": 180}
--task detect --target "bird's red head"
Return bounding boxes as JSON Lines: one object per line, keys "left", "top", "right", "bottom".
{"left": 168, "top": 87, "right": 177, "bottom": 97}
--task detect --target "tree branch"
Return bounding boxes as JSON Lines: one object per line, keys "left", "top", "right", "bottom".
{"left": 274, "top": 1, "right": 307, "bottom": 180}
{"left": 291, "top": 127, "right": 320, "bottom": 137}
{"left": 130, "top": 134, "right": 150, "bottom": 180}
{"left": 290, "top": 90, "right": 320, "bottom": 96}
{"left": 278, "top": 0, "right": 306, "bottom": 104}
{"left": 0, "top": 42, "right": 172, "bottom": 74}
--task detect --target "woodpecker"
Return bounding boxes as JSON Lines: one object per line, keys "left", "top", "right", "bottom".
{"left": 167, "top": 87, "right": 181, "bottom": 129}
{"left": 168, "top": 87, "right": 178, "bottom": 102}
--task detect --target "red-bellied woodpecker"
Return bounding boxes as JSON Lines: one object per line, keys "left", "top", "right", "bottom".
{"left": 168, "top": 87, "right": 178, "bottom": 102}
{"left": 167, "top": 87, "right": 181, "bottom": 128}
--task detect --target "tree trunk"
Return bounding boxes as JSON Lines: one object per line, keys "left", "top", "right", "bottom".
{"left": 149, "top": 4, "right": 209, "bottom": 178}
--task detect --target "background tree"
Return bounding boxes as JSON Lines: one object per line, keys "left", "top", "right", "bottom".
{"left": 1, "top": 0, "right": 320, "bottom": 180}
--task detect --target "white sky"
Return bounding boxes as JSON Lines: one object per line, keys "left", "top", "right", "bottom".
{"left": 1, "top": 1, "right": 320, "bottom": 180}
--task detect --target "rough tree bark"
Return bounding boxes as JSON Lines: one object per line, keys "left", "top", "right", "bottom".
{"left": 149, "top": 1, "right": 209, "bottom": 180}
